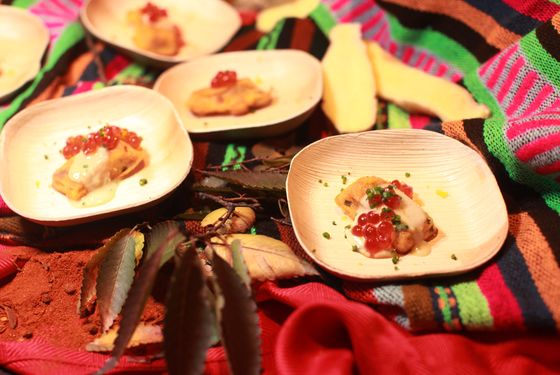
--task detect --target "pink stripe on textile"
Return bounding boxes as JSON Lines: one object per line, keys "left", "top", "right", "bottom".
{"left": 544, "top": 96, "right": 560, "bottom": 113}
{"left": 479, "top": 54, "right": 498, "bottom": 77}
{"left": 0, "top": 252, "right": 17, "bottom": 281}
{"left": 535, "top": 160, "right": 560, "bottom": 175}
{"left": 31, "top": 2, "right": 67, "bottom": 19}
{"left": 518, "top": 84, "right": 554, "bottom": 118}
{"left": 496, "top": 58, "right": 525, "bottom": 103}
{"left": 71, "top": 0, "right": 83, "bottom": 6}
{"left": 435, "top": 64, "right": 448, "bottom": 77}
{"left": 340, "top": 0, "right": 373, "bottom": 22}
{"left": 0, "top": 196, "right": 12, "bottom": 215}
{"left": 486, "top": 45, "right": 518, "bottom": 90}
{"left": 72, "top": 81, "right": 95, "bottom": 95}
{"left": 104, "top": 55, "right": 131, "bottom": 80}
{"left": 450, "top": 72, "right": 463, "bottom": 82}
{"left": 424, "top": 56, "right": 435, "bottom": 72}
{"left": 50, "top": 0, "right": 77, "bottom": 19}
{"left": 506, "top": 118, "right": 560, "bottom": 139}
{"left": 402, "top": 47, "right": 413, "bottom": 64}
{"left": 331, "top": 0, "right": 349, "bottom": 12}
{"left": 502, "top": 0, "right": 560, "bottom": 22}
{"left": 409, "top": 114, "right": 431, "bottom": 129}
{"left": 414, "top": 52, "right": 426, "bottom": 68}
{"left": 506, "top": 71, "right": 539, "bottom": 117}
{"left": 372, "top": 23, "right": 389, "bottom": 41}
{"left": 515, "top": 133, "right": 560, "bottom": 162}
{"left": 44, "top": 21, "right": 64, "bottom": 28}
{"left": 477, "top": 263, "right": 525, "bottom": 331}
{"left": 361, "top": 10, "right": 383, "bottom": 33}
{"left": 388, "top": 41, "right": 398, "bottom": 55}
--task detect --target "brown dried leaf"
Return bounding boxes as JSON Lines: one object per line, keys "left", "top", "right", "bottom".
{"left": 86, "top": 322, "right": 162, "bottom": 352}
{"left": 212, "top": 250, "right": 261, "bottom": 375}
{"left": 212, "top": 234, "right": 318, "bottom": 281}
{"left": 97, "top": 231, "right": 145, "bottom": 332}
{"left": 78, "top": 229, "right": 143, "bottom": 317}
{"left": 200, "top": 170, "right": 287, "bottom": 192}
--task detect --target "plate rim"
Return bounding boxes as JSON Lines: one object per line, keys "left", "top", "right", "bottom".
{"left": 0, "top": 5, "right": 50, "bottom": 101}
{"left": 286, "top": 129, "right": 509, "bottom": 281}
{"left": 153, "top": 48, "right": 324, "bottom": 134}
{"left": 0, "top": 85, "right": 194, "bottom": 225}
{"left": 80, "top": 0, "right": 242, "bottom": 65}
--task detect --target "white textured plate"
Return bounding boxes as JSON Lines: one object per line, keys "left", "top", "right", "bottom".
{"left": 154, "top": 49, "right": 323, "bottom": 139}
{"left": 80, "top": 0, "right": 241, "bottom": 67}
{"left": 286, "top": 129, "right": 508, "bottom": 281}
{"left": 0, "top": 6, "right": 49, "bottom": 102}
{"left": 0, "top": 85, "right": 193, "bottom": 226}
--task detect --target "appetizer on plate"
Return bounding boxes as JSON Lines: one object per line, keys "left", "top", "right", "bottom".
{"left": 52, "top": 125, "right": 148, "bottom": 207}
{"left": 335, "top": 176, "right": 438, "bottom": 259}
{"left": 127, "top": 2, "right": 184, "bottom": 56}
{"left": 187, "top": 70, "right": 273, "bottom": 116}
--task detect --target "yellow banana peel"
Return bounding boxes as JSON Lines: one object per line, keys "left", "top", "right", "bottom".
{"left": 321, "top": 24, "right": 377, "bottom": 133}
{"left": 366, "top": 41, "right": 490, "bottom": 122}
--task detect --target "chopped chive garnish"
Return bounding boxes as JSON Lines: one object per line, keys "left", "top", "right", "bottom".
{"left": 405, "top": 172, "right": 411, "bottom": 177}
{"left": 352, "top": 245, "right": 359, "bottom": 252}
{"left": 451, "top": 254, "right": 457, "bottom": 260}
{"left": 322, "top": 232, "right": 331, "bottom": 239}
{"left": 139, "top": 178, "right": 148, "bottom": 186}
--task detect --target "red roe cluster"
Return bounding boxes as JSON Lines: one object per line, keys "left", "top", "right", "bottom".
{"left": 61, "top": 125, "right": 142, "bottom": 160}
{"left": 211, "top": 70, "right": 238, "bottom": 88}
{"left": 351, "top": 180, "right": 413, "bottom": 255}
{"left": 141, "top": 2, "right": 168, "bottom": 23}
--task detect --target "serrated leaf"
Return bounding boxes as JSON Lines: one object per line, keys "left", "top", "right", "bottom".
{"left": 231, "top": 240, "right": 251, "bottom": 288}
{"left": 96, "top": 231, "right": 144, "bottom": 332}
{"left": 212, "top": 234, "right": 319, "bottom": 281}
{"left": 163, "top": 248, "right": 214, "bottom": 375}
{"left": 86, "top": 323, "right": 162, "bottom": 352}
{"left": 78, "top": 228, "right": 131, "bottom": 317}
{"left": 200, "top": 170, "right": 287, "bottom": 192}
{"left": 96, "top": 221, "right": 186, "bottom": 375}
{"left": 212, "top": 252, "right": 261, "bottom": 375}
{"left": 146, "top": 221, "right": 188, "bottom": 267}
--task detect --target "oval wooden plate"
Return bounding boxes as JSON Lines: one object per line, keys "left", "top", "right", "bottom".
{"left": 0, "top": 86, "right": 193, "bottom": 226}
{"left": 286, "top": 129, "right": 508, "bottom": 281}
{"left": 0, "top": 6, "right": 49, "bottom": 102}
{"left": 154, "top": 49, "right": 323, "bottom": 139}
{"left": 80, "top": 0, "right": 241, "bottom": 67}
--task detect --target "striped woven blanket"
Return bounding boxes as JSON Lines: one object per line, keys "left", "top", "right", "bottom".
{"left": 0, "top": 0, "right": 559, "bottom": 335}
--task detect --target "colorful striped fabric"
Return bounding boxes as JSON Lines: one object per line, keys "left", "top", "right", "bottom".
{"left": 0, "top": 0, "right": 560, "bottom": 336}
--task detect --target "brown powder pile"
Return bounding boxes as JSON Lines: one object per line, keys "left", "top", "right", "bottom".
{"left": 0, "top": 247, "right": 165, "bottom": 350}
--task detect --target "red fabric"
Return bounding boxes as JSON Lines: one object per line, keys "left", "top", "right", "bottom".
{"left": 1, "top": 280, "right": 559, "bottom": 374}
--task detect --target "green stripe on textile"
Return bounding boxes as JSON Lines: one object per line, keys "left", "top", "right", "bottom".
{"left": 520, "top": 31, "right": 560, "bottom": 89}
{"left": 386, "top": 14, "right": 480, "bottom": 75}
{"left": 434, "top": 287, "right": 453, "bottom": 324}
{"left": 387, "top": 104, "right": 410, "bottom": 129}
{"left": 12, "top": 0, "right": 37, "bottom": 8}
{"left": 451, "top": 282, "right": 493, "bottom": 330}
{"left": 257, "top": 19, "right": 285, "bottom": 50}
{"left": 310, "top": 3, "right": 337, "bottom": 37}
{"left": 549, "top": 0, "right": 560, "bottom": 5}
{"left": 114, "top": 63, "right": 147, "bottom": 83}
{"left": 464, "top": 71, "right": 560, "bottom": 214}
{"left": 222, "top": 144, "right": 246, "bottom": 170}
{"left": 0, "top": 22, "right": 85, "bottom": 128}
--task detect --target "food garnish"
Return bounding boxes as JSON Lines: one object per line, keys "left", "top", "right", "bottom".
{"left": 188, "top": 70, "right": 273, "bottom": 116}
{"left": 127, "top": 2, "right": 184, "bottom": 56}
{"left": 336, "top": 176, "right": 438, "bottom": 259}
{"left": 52, "top": 125, "right": 148, "bottom": 206}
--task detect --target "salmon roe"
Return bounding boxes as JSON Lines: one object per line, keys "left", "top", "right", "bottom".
{"left": 61, "top": 125, "right": 142, "bottom": 159}
{"left": 141, "top": 2, "right": 168, "bottom": 23}
{"left": 351, "top": 181, "right": 413, "bottom": 256}
{"left": 211, "top": 70, "right": 237, "bottom": 88}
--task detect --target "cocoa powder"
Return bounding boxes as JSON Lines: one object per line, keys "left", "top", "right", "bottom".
{"left": 0, "top": 247, "right": 165, "bottom": 350}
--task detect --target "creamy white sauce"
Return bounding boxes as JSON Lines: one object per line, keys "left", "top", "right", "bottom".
{"left": 68, "top": 147, "right": 110, "bottom": 191}
{"left": 351, "top": 185, "right": 432, "bottom": 257}
{"left": 67, "top": 148, "right": 117, "bottom": 207}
